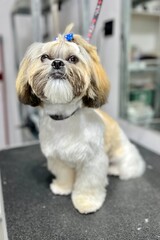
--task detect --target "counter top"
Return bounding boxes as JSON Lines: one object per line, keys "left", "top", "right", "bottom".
{"left": 0, "top": 143, "right": 160, "bottom": 240}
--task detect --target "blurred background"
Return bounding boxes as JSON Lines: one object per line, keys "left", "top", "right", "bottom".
{"left": 0, "top": 0, "right": 160, "bottom": 154}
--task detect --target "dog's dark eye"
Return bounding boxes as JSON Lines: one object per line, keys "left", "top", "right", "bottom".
{"left": 68, "top": 55, "right": 79, "bottom": 64}
{"left": 41, "top": 54, "right": 50, "bottom": 62}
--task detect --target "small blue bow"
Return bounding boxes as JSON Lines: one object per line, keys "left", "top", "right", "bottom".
{"left": 54, "top": 33, "right": 74, "bottom": 42}
{"left": 64, "top": 33, "right": 74, "bottom": 41}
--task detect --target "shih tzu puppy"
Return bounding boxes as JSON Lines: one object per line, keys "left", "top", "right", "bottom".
{"left": 16, "top": 26, "right": 145, "bottom": 214}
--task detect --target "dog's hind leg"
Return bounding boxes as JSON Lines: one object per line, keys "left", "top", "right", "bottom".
{"left": 95, "top": 109, "right": 146, "bottom": 180}
{"left": 48, "top": 158, "right": 75, "bottom": 195}
{"left": 108, "top": 131, "right": 146, "bottom": 180}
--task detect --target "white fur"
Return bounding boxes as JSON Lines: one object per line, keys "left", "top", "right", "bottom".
{"left": 43, "top": 98, "right": 82, "bottom": 116}
{"left": 17, "top": 33, "right": 145, "bottom": 214}
{"left": 39, "top": 107, "right": 108, "bottom": 214}
{"left": 65, "top": 41, "right": 80, "bottom": 53}
{"left": 44, "top": 79, "right": 74, "bottom": 104}
{"left": 108, "top": 130, "right": 145, "bottom": 180}
{"left": 39, "top": 104, "right": 145, "bottom": 214}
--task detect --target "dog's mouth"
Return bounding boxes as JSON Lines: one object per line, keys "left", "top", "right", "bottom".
{"left": 50, "top": 71, "right": 66, "bottom": 80}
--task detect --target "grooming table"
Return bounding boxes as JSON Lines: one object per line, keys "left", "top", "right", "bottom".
{"left": 0, "top": 143, "right": 160, "bottom": 240}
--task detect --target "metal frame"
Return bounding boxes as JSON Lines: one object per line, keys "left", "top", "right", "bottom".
{"left": 31, "top": 0, "right": 42, "bottom": 42}
{"left": 154, "top": 67, "right": 160, "bottom": 118}
{"left": 0, "top": 37, "right": 9, "bottom": 145}
{"left": 0, "top": 174, "right": 8, "bottom": 240}
{"left": 11, "top": 0, "right": 52, "bottom": 68}
{"left": 119, "top": 0, "right": 131, "bottom": 118}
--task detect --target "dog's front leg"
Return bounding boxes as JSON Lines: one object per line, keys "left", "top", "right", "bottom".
{"left": 71, "top": 152, "right": 109, "bottom": 214}
{"left": 48, "top": 158, "right": 75, "bottom": 196}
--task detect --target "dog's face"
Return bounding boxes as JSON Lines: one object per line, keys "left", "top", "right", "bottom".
{"left": 16, "top": 34, "right": 110, "bottom": 108}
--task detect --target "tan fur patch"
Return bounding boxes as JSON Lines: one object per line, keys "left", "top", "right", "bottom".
{"left": 66, "top": 63, "right": 90, "bottom": 97}
{"left": 72, "top": 35, "right": 110, "bottom": 108}
{"left": 95, "top": 109, "right": 124, "bottom": 159}
{"left": 16, "top": 33, "right": 110, "bottom": 107}
{"left": 16, "top": 58, "right": 41, "bottom": 106}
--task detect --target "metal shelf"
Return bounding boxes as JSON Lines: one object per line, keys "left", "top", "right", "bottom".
{"left": 130, "top": 87, "right": 155, "bottom": 91}
{"left": 132, "top": 10, "right": 160, "bottom": 18}
{"left": 129, "top": 64, "right": 160, "bottom": 73}
{"left": 132, "top": 0, "right": 152, "bottom": 7}
{"left": 12, "top": 0, "right": 68, "bottom": 15}
{"left": 129, "top": 67, "right": 160, "bottom": 73}
{"left": 12, "top": 1, "right": 50, "bottom": 15}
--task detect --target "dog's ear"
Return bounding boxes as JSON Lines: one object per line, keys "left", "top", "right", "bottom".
{"left": 16, "top": 43, "right": 42, "bottom": 107}
{"left": 72, "top": 35, "right": 110, "bottom": 108}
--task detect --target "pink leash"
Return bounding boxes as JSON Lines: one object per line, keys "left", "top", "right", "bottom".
{"left": 86, "top": 0, "right": 104, "bottom": 42}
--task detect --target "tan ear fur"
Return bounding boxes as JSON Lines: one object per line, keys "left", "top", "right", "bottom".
{"left": 72, "top": 35, "right": 110, "bottom": 108}
{"left": 16, "top": 52, "right": 41, "bottom": 107}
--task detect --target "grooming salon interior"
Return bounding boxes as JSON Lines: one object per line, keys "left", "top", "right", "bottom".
{"left": 0, "top": 0, "right": 160, "bottom": 240}
{"left": 0, "top": 0, "right": 160, "bottom": 153}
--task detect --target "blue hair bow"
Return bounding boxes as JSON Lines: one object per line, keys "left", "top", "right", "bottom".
{"left": 54, "top": 33, "right": 74, "bottom": 42}
{"left": 64, "top": 33, "right": 74, "bottom": 41}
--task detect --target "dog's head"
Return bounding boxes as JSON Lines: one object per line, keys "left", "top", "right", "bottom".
{"left": 16, "top": 29, "right": 110, "bottom": 108}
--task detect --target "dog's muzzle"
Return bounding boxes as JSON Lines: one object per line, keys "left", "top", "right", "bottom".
{"left": 50, "top": 71, "right": 65, "bottom": 79}
{"left": 50, "top": 59, "right": 66, "bottom": 79}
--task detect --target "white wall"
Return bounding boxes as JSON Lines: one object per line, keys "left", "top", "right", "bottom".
{"left": 59, "top": 0, "right": 82, "bottom": 34}
{"left": 91, "top": 0, "right": 122, "bottom": 119}
{"left": 0, "top": 0, "right": 22, "bottom": 148}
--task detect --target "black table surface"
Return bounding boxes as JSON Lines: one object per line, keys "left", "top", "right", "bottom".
{"left": 0, "top": 143, "right": 160, "bottom": 240}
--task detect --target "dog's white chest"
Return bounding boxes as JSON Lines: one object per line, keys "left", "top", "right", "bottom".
{"left": 39, "top": 108, "right": 105, "bottom": 167}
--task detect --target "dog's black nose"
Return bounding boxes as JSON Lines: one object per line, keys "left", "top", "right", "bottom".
{"left": 51, "top": 60, "right": 65, "bottom": 69}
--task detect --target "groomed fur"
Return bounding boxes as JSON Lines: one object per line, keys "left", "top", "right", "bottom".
{"left": 16, "top": 26, "right": 145, "bottom": 214}
{"left": 16, "top": 31, "right": 109, "bottom": 108}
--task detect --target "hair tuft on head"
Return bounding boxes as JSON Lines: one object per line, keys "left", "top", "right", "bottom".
{"left": 63, "top": 23, "right": 74, "bottom": 35}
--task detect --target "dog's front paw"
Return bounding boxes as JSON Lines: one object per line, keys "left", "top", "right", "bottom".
{"left": 71, "top": 191, "right": 106, "bottom": 214}
{"left": 50, "top": 180, "right": 72, "bottom": 195}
